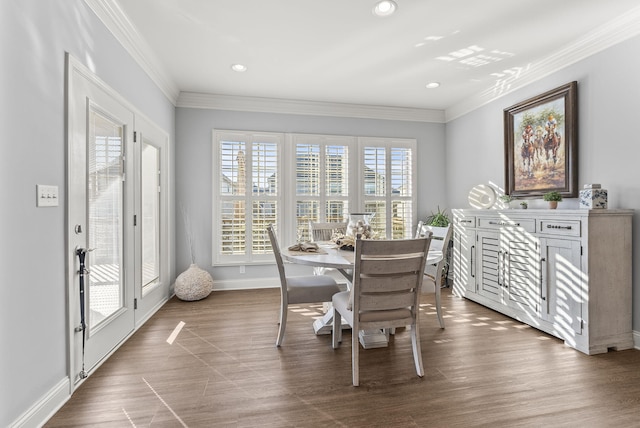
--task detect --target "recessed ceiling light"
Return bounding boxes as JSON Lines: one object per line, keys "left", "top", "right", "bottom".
{"left": 373, "top": 0, "right": 397, "bottom": 17}
{"left": 231, "top": 64, "right": 247, "bottom": 72}
{"left": 426, "top": 82, "right": 440, "bottom": 89}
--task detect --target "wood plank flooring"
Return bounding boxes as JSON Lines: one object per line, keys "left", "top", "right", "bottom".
{"left": 46, "top": 288, "right": 640, "bottom": 427}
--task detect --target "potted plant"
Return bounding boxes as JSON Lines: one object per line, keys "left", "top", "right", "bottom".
{"left": 499, "top": 194, "right": 514, "bottom": 208}
{"left": 543, "top": 191, "right": 563, "bottom": 209}
{"left": 425, "top": 206, "right": 450, "bottom": 227}
{"left": 520, "top": 201, "right": 528, "bottom": 209}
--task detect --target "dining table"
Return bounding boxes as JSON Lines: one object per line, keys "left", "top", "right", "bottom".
{"left": 281, "top": 241, "right": 443, "bottom": 348}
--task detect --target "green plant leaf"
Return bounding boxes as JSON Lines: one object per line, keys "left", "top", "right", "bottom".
{"left": 425, "top": 206, "right": 450, "bottom": 227}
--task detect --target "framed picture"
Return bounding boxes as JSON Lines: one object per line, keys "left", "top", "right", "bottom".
{"left": 504, "top": 81, "right": 578, "bottom": 198}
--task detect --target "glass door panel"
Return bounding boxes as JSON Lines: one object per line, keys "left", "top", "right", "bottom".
{"left": 141, "top": 142, "right": 160, "bottom": 291}
{"left": 87, "top": 111, "right": 124, "bottom": 328}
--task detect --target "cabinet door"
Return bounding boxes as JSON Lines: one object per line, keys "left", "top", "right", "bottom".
{"left": 476, "top": 231, "right": 501, "bottom": 302}
{"left": 453, "top": 228, "right": 476, "bottom": 296}
{"left": 503, "top": 236, "right": 540, "bottom": 314}
{"left": 539, "top": 237, "right": 582, "bottom": 334}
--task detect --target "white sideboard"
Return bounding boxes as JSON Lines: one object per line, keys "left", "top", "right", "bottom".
{"left": 452, "top": 208, "right": 633, "bottom": 355}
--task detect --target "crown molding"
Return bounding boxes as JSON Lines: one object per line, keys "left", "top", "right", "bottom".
{"left": 83, "top": 0, "right": 180, "bottom": 104}
{"left": 445, "top": 5, "right": 640, "bottom": 122}
{"left": 84, "top": 0, "right": 640, "bottom": 123}
{"left": 177, "top": 92, "right": 446, "bottom": 123}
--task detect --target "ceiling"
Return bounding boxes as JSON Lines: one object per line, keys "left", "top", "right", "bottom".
{"left": 108, "top": 0, "right": 640, "bottom": 119}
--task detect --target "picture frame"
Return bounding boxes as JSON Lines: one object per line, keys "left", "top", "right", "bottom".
{"left": 504, "top": 81, "right": 578, "bottom": 198}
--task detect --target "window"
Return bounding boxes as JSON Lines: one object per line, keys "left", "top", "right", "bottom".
{"left": 213, "top": 131, "right": 283, "bottom": 264}
{"left": 360, "top": 138, "right": 415, "bottom": 239}
{"left": 293, "top": 134, "right": 354, "bottom": 242}
{"left": 212, "top": 131, "right": 416, "bottom": 265}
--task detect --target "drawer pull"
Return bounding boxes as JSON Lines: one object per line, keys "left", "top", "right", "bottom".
{"left": 546, "top": 224, "right": 572, "bottom": 230}
{"left": 460, "top": 219, "right": 473, "bottom": 223}
{"left": 489, "top": 221, "right": 520, "bottom": 227}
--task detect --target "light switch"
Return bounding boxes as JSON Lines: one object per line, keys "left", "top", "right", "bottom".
{"left": 36, "top": 184, "right": 59, "bottom": 207}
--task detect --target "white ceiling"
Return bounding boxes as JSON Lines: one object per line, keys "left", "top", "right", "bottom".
{"left": 106, "top": 0, "right": 640, "bottom": 119}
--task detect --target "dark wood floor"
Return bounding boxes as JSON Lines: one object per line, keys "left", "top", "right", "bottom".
{"left": 46, "top": 288, "right": 640, "bottom": 427}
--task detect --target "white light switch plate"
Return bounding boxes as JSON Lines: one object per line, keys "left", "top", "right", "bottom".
{"left": 36, "top": 184, "right": 59, "bottom": 207}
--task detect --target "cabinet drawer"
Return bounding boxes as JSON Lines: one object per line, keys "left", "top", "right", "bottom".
{"left": 539, "top": 219, "right": 581, "bottom": 237}
{"left": 477, "top": 217, "right": 536, "bottom": 233}
{"left": 455, "top": 216, "right": 476, "bottom": 228}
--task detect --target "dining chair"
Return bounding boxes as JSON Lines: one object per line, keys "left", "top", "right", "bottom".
{"left": 308, "top": 221, "right": 347, "bottom": 242}
{"left": 308, "top": 221, "right": 347, "bottom": 275}
{"left": 331, "top": 233, "right": 432, "bottom": 386}
{"left": 267, "top": 224, "right": 342, "bottom": 347}
{"left": 415, "top": 221, "right": 453, "bottom": 328}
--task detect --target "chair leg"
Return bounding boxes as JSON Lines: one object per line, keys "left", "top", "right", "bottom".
{"left": 276, "top": 304, "right": 287, "bottom": 347}
{"left": 352, "top": 326, "right": 359, "bottom": 386}
{"left": 435, "top": 279, "right": 445, "bottom": 328}
{"left": 332, "top": 307, "right": 342, "bottom": 349}
{"left": 411, "top": 321, "right": 425, "bottom": 377}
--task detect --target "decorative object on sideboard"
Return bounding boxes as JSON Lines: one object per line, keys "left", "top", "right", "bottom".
{"left": 520, "top": 201, "right": 528, "bottom": 209}
{"left": 425, "top": 206, "right": 450, "bottom": 227}
{"left": 468, "top": 184, "right": 496, "bottom": 209}
{"left": 543, "top": 191, "right": 563, "bottom": 209}
{"left": 499, "top": 194, "right": 514, "bottom": 209}
{"left": 580, "top": 184, "right": 607, "bottom": 209}
{"left": 503, "top": 81, "right": 578, "bottom": 199}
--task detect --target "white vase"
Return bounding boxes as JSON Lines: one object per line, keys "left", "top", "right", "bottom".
{"left": 174, "top": 264, "right": 213, "bottom": 301}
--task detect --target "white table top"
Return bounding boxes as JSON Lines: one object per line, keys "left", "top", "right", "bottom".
{"left": 282, "top": 242, "right": 442, "bottom": 269}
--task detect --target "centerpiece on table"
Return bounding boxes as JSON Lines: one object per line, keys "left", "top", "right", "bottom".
{"left": 332, "top": 213, "right": 377, "bottom": 250}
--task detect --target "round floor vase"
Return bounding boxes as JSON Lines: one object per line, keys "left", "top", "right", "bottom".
{"left": 175, "top": 264, "right": 213, "bottom": 301}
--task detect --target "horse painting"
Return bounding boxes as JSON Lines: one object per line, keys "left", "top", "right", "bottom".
{"left": 505, "top": 81, "right": 576, "bottom": 195}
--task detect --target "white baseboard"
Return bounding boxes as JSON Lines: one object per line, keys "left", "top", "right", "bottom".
{"left": 10, "top": 377, "right": 70, "bottom": 428}
{"left": 213, "top": 277, "right": 280, "bottom": 291}
{"left": 211, "top": 275, "right": 349, "bottom": 291}
{"left": 633, "top": 329, "right": 640, "bottom": 350}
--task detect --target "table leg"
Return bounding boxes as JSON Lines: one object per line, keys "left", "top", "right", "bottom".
{"left": 359, "top": 330, "right": 389, "bottom": 348}
{"left": 313, "top": 310, "right": 335, "bottom": 335}
{"left": 313, "top": 268, "right": 353, "bottom": 335}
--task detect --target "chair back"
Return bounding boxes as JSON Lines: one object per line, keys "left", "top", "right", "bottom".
{"left": 351, "top": 234, "right": 431, "bottom": 330}
{"left": 415, "top": 221, "right": 452, "bottom": 254}
{"left": 267, "top": 224, "right": 287, "bottom": 288}
{"left": 309, "top": 221, "right": 347, "bottom": 242}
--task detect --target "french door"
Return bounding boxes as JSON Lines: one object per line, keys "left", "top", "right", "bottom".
{"left": 66, "top": 55, "right": 169, "bottom": 385}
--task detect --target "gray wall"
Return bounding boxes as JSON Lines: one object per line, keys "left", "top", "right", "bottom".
{"left": 445, "top": 34, "right": 640, "bottom": 333}
{"left": 175, "top": 108, "right": 446, "bottom": 283}
{"left": 0, "top": 1, "right": 175, "bottom": 426}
